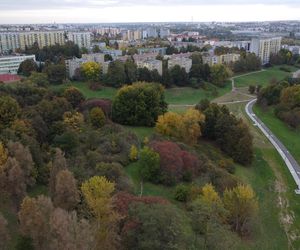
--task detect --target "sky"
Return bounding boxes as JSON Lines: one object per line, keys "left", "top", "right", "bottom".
{"left": 0, "top": 0, "right": 300, "bottom": 24}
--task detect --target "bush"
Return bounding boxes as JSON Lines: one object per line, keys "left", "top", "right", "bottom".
{"left": 89, "top": 107, "right": 106, "bottom": 128}
{"left": 80, "top": 98, "right": 112, "bottom": 117}
{"left": 150, "top": 140, "right": 202, "bottom": 185}
{"left": 174, "top": 184, "right": 190, "bottom": 202}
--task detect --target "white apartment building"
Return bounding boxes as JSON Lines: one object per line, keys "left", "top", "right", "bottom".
{"left": 168, "top": 57, "right": 192, "bottom": 73}
{"left": 0, "top": 54, "right": 36, "bottom": 74}
{"left": 0, "top": 31, "right": 65, "bottom": 53}
{"left": 82, "top": 53, "right": 105, "bottom": 64}
{"left": 67, "top": 32, "right": 91, "bottom": 48}
{"left": 250, "top": 37, "right": 282, "bottom": 64}
{"left": 136, "top": 59, "right": 163, "bottom": 75}
{"left": 65, "top": 58, "right": 85, "bottom": 79}
{"left": 202, "top": 53, "right": 240, "bottom": 66}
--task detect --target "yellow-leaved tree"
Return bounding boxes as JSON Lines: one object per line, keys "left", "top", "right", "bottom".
{"left": 223, "top": 184, "right": 258, "bottom": 236}
{"left": 81, "top": 176, "right": 120, "bottom": 250}
{"left": 155, "top": 109, "right": 205, "bottom": 145}
{"left": 129, "top": 145, "right": 138, "bottom": 161}
{"left": 201, "top": 183, "right": 221, "bottom": 206}
{"left": 80, "top": 62, "right": 101, "bottom": 82}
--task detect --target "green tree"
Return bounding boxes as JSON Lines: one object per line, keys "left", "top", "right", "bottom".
{"left": 210, "top": 64, "right": 232, "bottom": 87}
{"left": 0, "top": 213, "right": 10, "bottom": 250}
{"left": 112, "top": 82, "right": 167, "bottom": 126}
{"left": 124, "top": 59, "right": 137, "bottom": 84}
{"left": 27, "top": 72, "right": 49, "bottom": 87}
{"left": 169, "top": 65, "right": 189, "bottom": 86}
{"left": 0, "top": 96, "right": 20, "bottom": 128}
{"left": 18, "top": 59, "right": 38, "bottom": 76}
{"left": 45, "top": 64, "right": 66, "bottom": 84}
{"left": 106, "top": 60, "right": 126, "bottom": 87}
{"left": 123, "top": 203, "right": 191, "bottom": 250}
{"left": 138, "top": 146, "right": 160, "bottom": 183}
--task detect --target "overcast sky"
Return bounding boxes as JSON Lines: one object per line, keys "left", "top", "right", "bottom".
{"left": 0, "top": 0, "right": 300, "bottom": 24}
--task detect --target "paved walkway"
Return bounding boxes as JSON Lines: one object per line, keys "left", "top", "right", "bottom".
{"left": 245, "top": 99, "right": 300, "bottom": 193}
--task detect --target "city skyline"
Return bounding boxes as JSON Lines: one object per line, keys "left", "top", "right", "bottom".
{"left": 0, "top": 0, "right": 300, "bottom": 24}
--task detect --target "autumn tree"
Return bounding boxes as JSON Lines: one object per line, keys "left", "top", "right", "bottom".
{"left": 19, "top": 195, "right": 93, "bottom": 250}
{"left": 81, "top": 62, "right": 101, "bottom": 82}
{"left": 81, "top": 176, "right": 120, "bottom": 250}
{"left": 0, "top": 142, "right": 8, "bottom": 166}
{"left": 49, "top": 149, "right": 67, "bottom": 196}
{"left": 89, "top": 107, "right": 106, "bottom": 128}
{"left": 63, "top": 87, "right": 85, "bottom": 108}
{"left": 19, "top": 195, "right": 54, "bottom": 249}
{"left": 49, "top": 208, "right": 94, "bottom": 250}
{"left": 188, "top": 183, "right": 239, "bottom": 249}
{"left": 53, "top": 170, "right": 79, "bottom": 211}
{"left": 0, "top": 96, "right": 21, "bottom": 129}
{"left": 223, "top": 184, "right": 258, "bottom": 236}
{"left": 7, "top": 141, "right": 36, "bottom": 187}
{"left": 63, "top": 111, "right": 84, "bottom": 132}
{"left": 156, "top": 109, "right": 204, "bottom": 145}
{"left": 129, "top": 145, "right": 138, "bottom": 162}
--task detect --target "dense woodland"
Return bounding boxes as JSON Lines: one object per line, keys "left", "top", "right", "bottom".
{"left": 0, "top": 64, "right": 258, "bottom": 249}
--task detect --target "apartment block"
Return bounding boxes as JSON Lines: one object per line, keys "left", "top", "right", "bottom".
{"left": 0, "top": 54, "right": 36, "bottom": 74}
{"left": 136, "top": 59, "right": 163, "bottom": 75}
{"left": 137, "top": 47, "right": 167, "bottom": 55}
{"left": 168, "top": 57, "right": 192, "bottom": 73}
{"left": 250, "top": 37, "right": 282, "bottom": 64}
{"left": 0, "top": 31, "right": 65, "bottom": 53}
{"left": 67, "top": 32, "right": 91, "bottom": 48}
{"left": 82, "top": 53, "right": 105, "bottom": 64}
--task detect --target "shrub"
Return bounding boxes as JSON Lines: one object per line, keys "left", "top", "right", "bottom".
{"left": 150, "top": 140, "right": 201, "bottom": 185}
{"left": 80, "top": 98, "right": 112, "bottom": 117}
{"left": 89, "top": 107, "right": 106, "bottom": 128}
{"left": 174, "top": 184, "right": 190, "bottom": 202}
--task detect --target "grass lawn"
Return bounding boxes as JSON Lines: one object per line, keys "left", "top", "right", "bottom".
{"left": 235, "top": 148, "right": 288, "bottom": 249}
{"left": 253, "top": 105, "right": 300, "bottom": 164}
{"left": 234, "top": 66, "right": 299, "bottom": 88}
{"left": 50, "top": 81, "right": 117, "bottom": 99}
{"left": 50, "top": 81, "right": 231, "bottom": 105}
{"left": 165, "top": 83, "right": 231, "bottom": 105}
{"left": 125, "top": 162, "right": 175, "bottom": 201}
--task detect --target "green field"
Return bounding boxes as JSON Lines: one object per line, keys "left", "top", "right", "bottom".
{"left": 165, "top": 83, "right": 231, "bottom": 105}
{"left": 253, "top": 105, "right": 300, "bottom": 164}
{"left": 234, "top": 66, "right": 299, "bottom": 88}
{"left": 51, "top": 81, "right": 231, "bottom": 105}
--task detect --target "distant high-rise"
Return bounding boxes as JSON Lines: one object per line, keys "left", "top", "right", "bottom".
{"left": 250, "top": 37, "right": 282, "bottom": 64}
{"left": 67, "top": 32, "right": 91, "bottom": 49}
{"left": 0, "top": 31, "right": 65, "bottom": 53}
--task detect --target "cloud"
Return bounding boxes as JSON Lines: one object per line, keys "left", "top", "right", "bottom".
{"left": 1, "top": 0, "right": 300, "bottom": 10}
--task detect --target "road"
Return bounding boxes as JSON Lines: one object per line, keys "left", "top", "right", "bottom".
{"left": 245, "top": 99, "right": 300, "bottom": 193}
